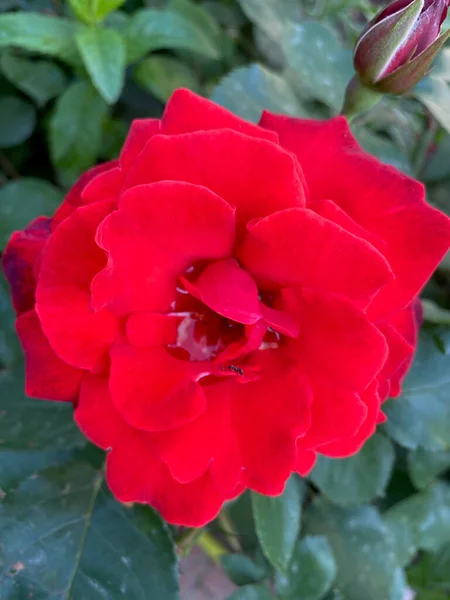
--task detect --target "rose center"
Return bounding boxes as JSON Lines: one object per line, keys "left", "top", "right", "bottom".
{"left": 165, "top": 259, "right": 298, "bottom": 379}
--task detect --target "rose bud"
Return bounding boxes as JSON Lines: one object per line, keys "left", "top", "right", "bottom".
{"left": 354, "top": 0, "right": 450, "bottom": 94}
{"left": 3, "top": 90, "right": 450, "bottom": 526}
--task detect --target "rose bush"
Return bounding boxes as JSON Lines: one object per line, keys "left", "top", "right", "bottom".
{"left": 3, "top": 89, "right": 450, "bottom": 526}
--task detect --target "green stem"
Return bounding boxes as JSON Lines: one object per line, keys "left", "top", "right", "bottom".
{"left": 341, "top": 75, "right": 383, "bottom": 122}
{"left": 197, "top": 531, "right": 229, "bottom": 564}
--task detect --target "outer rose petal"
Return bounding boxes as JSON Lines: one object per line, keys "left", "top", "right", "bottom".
{"left": 92, "top": 181, "right": 236, "bottom": 314}
{"left": 297, "top": 380, "right": 367, "bottom": 450}
{"left": 161, "top": 88, "right": 278, "bottom": 143}
{"left": 75, "top": 373, "right": 129, "bottom": 449}
{"left": 123, "top": 130, "right": 306, "bottom": 229}
{"left": 36, "top": 200, "right": 119, "bottom": 371}
{"left": 106, "top": 431, "right": 233, "bottom": 527}
{"left": 316, "top": 381, "right": 381, "bottom": 458}
{"left": 293, "top": 448, "right": 317, "bottom": 476}
{"left": 286, "top": 288, "right": 389, "bottom": 392}
{"left": 52, "top": 161, "right": 119, "bottom": 227}
{"left": 2, "top": 217, "right": 51, "bottom": 315}
{"left": 80, "top": 167, "right": 123, "bottom": 205}
{"left": 239, "top": 208, "right": 393, "bottom": 308}
{"left": 17, "top": 310, "right": 83, "bottom": 401}
{"left": 119, "top": 119, "right": 160, "bottom": 171}
{"left": 260, "top": 113, "right": 450, "bottom": 316}
{"left": 377, "top": 323, "right": 414, "bottom": 398}
{"left": 109, "top": 343, "right": 207, "bottom": 431}
{"left": 231, "top": 355, "right": 312, "bottom": 495}
{"left": 153, "top": 386, "right": 237, "bottom": 485}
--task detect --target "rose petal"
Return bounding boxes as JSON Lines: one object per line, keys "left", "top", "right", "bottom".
{"left": 109, "top": 343, "right": 207, "bottom": 431}
{"left": 36, "top": 200, "right": 119, "bottom": 371}
{"left": 122, "top": 129, "right": 305, "bottom": 230}
{"left": 161, "top": 88, "right": 278, "bottom": 143}
{"left": 260, "top": 113, "right": 450, "bottom": 316}
{"left": 17, "top": 309, "right": 83, "bottom": 401}
{"left": 240, "top": 207, "right": 393, "bottom": 308}
{"left": 92, "top": 181, "right": 235, "bottom": 314}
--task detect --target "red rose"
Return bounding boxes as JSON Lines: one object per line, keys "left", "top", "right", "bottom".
{"left": 3, "top": 90, "right": 450, "bottom": 526}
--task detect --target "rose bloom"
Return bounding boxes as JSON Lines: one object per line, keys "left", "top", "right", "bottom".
{"left": 3, "top": 90, "right": 450, "bottom": 526}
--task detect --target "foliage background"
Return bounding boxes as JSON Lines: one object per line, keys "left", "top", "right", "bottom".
{"left": 1, "top": 0, "right": 450, "bottom": 598}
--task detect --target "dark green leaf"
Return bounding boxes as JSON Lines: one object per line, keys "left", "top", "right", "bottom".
{"left": 0, "top": 449, "right": 75, "bottom": 493}
{"left": 407, "top": 447, "right": 450, "bottom": 489}
{"left": 283, "top": 21, "right": 353, "bottom": 112}
{"left": 0, "top": 363, "right": 85, "bottom": 451}
{"left": 383, "top": 481, "right": 450, "bottom": 567}
{"left": 211, "top": 64, "right": 307, "bottom": 122}
{"left": 221, "top": 553, "right": 269, "bottom": 586}
{"left": 0, "top": 51, "right": 67, "bottom": 107}
{"left": 304, "top": 498, "right": 401, "bottom": 600}
{"left": 415, "top": 76, "right": 450, "bottom": 134}
{"left": 252, "top": 476, "right": 303, "bottom": 571}
{"left": 49, "top": 81, "right": 108, "bottom": 185}
{"left": 0, "top": 13, "right": 78, "bottom": 64}
{"left": 383, "top": 328, "right": 450, "bottom": 451}
{"left": 227, "top": 584, "right": 274, "bottom": 600}
{"left": 227, "top": 492, "right": 259, "bottom": 553}
{"left": 0, "top": 95, "right": 36, "bottom": 149}
{"left": 75, "top": 26, "right": 125, "bottom": 104}
{"left": 275, "top": 536, "right": 336, "bottom": 600}
{"left": 0, "top": 177, "right": 63, "bottom": 248}
{"left": 125, "top": 8, "right": 220, "bottom": 64}
{"left": 408, "top": 542, "right": 450, "bottom": 592}
{"left": 310, "top": 433, "right": 395, "bottom": 506}
{"left": 0, "top": 460, "right": 179, "bottom": 599}
{"left": 134, "top": 55, "right": 200, "bottom": 102}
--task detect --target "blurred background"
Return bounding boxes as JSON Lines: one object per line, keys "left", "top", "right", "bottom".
{"left": 2, "top": 1, "right": 450, "bottom": 599}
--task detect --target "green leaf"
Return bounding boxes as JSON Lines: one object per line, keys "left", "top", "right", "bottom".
{"left": 383, "top": 328, "right": 450, "bottom": 451}
{"left": 283, "top": 21, "right": 353, "bottom": 112}
{"left": 421, "top": 299, "right": 450, "bottom": 325}
{"left": 310, "top": 433, "right": 395, "bottom": 506}
{"left": 227, "top": 584, "right": 274, "bottom": 600}
{"left": 0, "top": 449, "right": 75, "bottom": 493}
{"left": 0, "top": 13, "right": 78, "bottom": 64}
{"left": 0, "top": 460, "right": 179, "bottom": 599}
{"left": 0, "top": 51, "right": 67, "bottom": 107}
{"left": 415, "top": 76, "right": 450, "bottom": 134}
{"left": 221, "top": 553, "right": 269, "bottom": 586}
{"left": 0, "top": 274, "right": 21, "bottom": 368}
{"left": 211, "top": 64, "right": 307, "bottom": 123}
{"left": 0, "top": 363, "right": 85, "bottom": 451}
{"left": 383, "top": 481, "right": 450, "bottom": 567}
{"left": 0, "top": 95, "right": 36, "bottom": 149}
{"left": 407, "top": 447, "right": 450, "bottom": 489}
{"left": 227, "top": 491, "right": 259, "bottom": 553}
{"left": 125, "top": 8, "right": 220, "bottom": 63}
{"left": 237, "top": 0, "right": 303, "bottom": 44}
{"left": 275, "top": 536, "right": 337, "bottom": 600}
{"left": 252, "top": 476, "right": 303, "bottom": 571}
{"left": 351, "top": 126, "right": 412, "bottom": 175}
{"left": 75, "top": 26, "right": 125, "bottom": 104}
{"left": 304, "top": 498, "right": 402, "bottom": 600}
{"left": 49, "top": 81, "right": 108, "bottom": 185}
{"left": 134, "top": 55, "right": 200, "bottom": 102}
{"left": 69, "top": 0, "right": 126, "bottom": 23}
{"left": 422, "top": 136, "right": 450, "bottom": 182}
{"left": 169, "top": 0, "right": 221, "bottom": 39}
{"left": 0, "top": 177, "right": 63, "bottom": 249}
